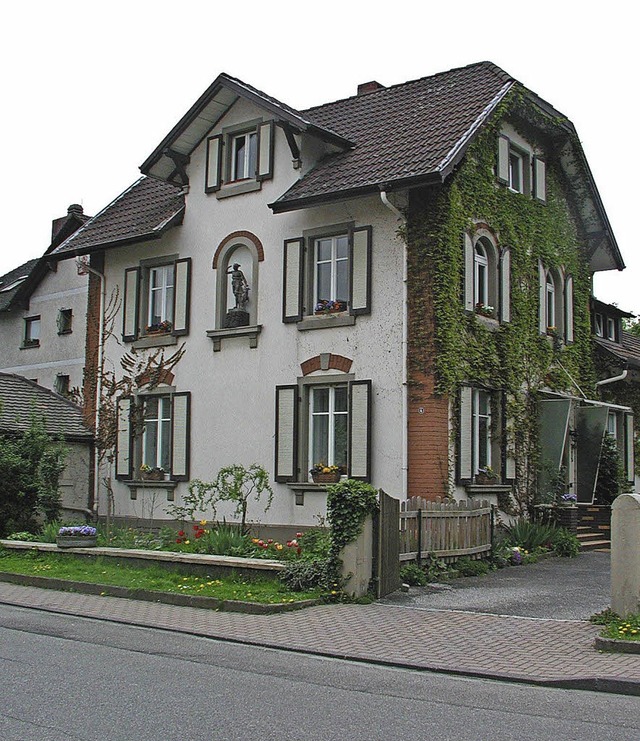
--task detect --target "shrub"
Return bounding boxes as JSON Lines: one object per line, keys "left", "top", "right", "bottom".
{"left": 400, "top": 563, "right": 427, "bottom": 586}
{"left": 502, "top": 518, "right": 557, "bottom": 552}
{"left": 454, "top": 556, "right": 490, "bottom": 577}
{"left": 5, "top": 531, "right": 40, "bottom": 542}
{"left": 279, "top": 558, "right": 333, "bottom": 591}
{"left": 551, "top": 528, "right": 580, "bottom": 558}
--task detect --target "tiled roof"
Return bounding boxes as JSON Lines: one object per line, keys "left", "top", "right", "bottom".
{"left": 51, "top": 177, "right": 185, "bottom": 258}
{"left": 0, "top": 259, "right": 39, "bottom": 311}
{"left": 594, "top": 332, "right": 640, "bottom": 370}
{"left": 0, "top": 373, "right": 92, "bottom": 440}
{"left": 271, "top": 62, "right": 514, "bottom": 210}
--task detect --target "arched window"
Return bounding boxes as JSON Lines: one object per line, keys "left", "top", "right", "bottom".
{"left": 474, "top": 242, "right": 489, "bottom": 308}
{"left": 546, "top": 272, "right": 556, "bottom": 330}
{"left": 464, "top": 229, "right": 508, "bottom": 321}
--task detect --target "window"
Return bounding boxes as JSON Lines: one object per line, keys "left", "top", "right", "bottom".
{"left": 508, "top": 149, "right": 524, "bottom": 193}
{"left": 594, "top": 313, "right": 604, "bottom": 337}
{"left": 54, "top": 374, "right": 70, "bottom": 396}
{"left": 23, "top": 316, "right": 41, "bottom": 347}
{"left": 473, "top": 389, "right": 492, "bottom": 474}
{"left": 282, "top": 226, "right": 372, "bottom": 323}
{"left": 497, "top": 133, "right": 546, "bottom": 202}
{"left": 205, "top": 120, "right": 274, "bottom": 194}
{"left": 275, "top": 379, "right": 371, "bottom": 483}
{"left": 57, "top": 308, "right": 73, "bottom": 335}
{"left": 115, "top": 392, "right": 191, "bottom": 481}
{"left": 122, "top": 257, "right": 191, "bottom": 342}
{"left": 539, "top": 263, "right": 573, "bottom": 342}
{"left": 606, "top": 317, "right": 617, "bottom": 342}
{"left": 463, "top": 230, "right": 509, "bottom": 322}
{"left": 546, "top": 272, "right": 556, "bottom": 330}
{"left": 458, "top": 386, "right": 506, "bottom": 483}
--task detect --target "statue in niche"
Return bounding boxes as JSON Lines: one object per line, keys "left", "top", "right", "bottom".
{"left": 223, "top": 262, "right": 251, "bottom": 328}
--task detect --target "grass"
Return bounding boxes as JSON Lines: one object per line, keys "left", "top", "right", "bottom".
{"left": 0, "top": 549, "right": 322, "bottom": 604}
{"left": 591, "top": 609, "right": 640, "bottom": 641}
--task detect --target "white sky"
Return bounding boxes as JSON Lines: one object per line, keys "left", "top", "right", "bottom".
{"left": 1, "top": 1, "right": 636, "bottom": 311}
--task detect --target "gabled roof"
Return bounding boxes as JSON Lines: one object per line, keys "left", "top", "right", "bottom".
{"left": 0, "top": 259, "right": 39, "bottom": 311}
{"left": 0, "top": 373, "right": 92, "bottom": 441}
{"left": 594, "top": 332, "right": 640, "bottom": 372}
{"left": 140, "top": 72, "right": 353, "bottom": 182}
{"left": 51, "top": 177, "right": 185, "bottom": 259}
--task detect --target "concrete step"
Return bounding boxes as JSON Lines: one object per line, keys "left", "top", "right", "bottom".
{"left": 576, "top": 529, "right": 610, "bottom": 551}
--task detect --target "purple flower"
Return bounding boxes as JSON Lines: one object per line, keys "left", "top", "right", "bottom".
{"left": 58, "top": 526, "right": 96, "bottom": 537}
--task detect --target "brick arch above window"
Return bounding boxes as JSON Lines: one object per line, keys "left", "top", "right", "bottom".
{"left": 212, "top": 231, "right": 264, "bottom": 269}
{"left": 301, "top": 354, "right": 353, "bottom": 376}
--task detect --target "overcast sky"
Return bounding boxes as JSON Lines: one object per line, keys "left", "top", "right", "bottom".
{"left": 1, "top": 1, "right": 635, "bottom": 312}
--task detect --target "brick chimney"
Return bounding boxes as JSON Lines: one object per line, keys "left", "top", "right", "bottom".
{"left": 51, "top": 204, "right": 84, "bottom": 242}
{"left": 357, "top": 81, "right": 385, "bottom": 95}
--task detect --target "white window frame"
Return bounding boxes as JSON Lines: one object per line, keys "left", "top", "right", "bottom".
{"left": 474, "top": 242, "right": 489, "bottom": 307}
{"left": 606, "top": 317, "right": 617, "bottom": 341}
{"left": 546, "top": 272, "right": 556, "bottom": 330}
{"left": 147, "top": 264, "right": 175, "bottom": 329}
{"left": 607, "top": 412, "right": 618, "bottom": 438}
{"left": 473, "top": 389, "right": 492, "bottom": 474}
{"left": 230, "top": 130, "right": 258, "bottom": 182}
{"left": 142, "top": 395, "right": 172, "bottom": 472}
{"left": 508, "top": 149, "right": 525, "bottom": 193}
{"left": 313, "top": 234, "right": 349, "bottom": 308}
{"left": 308, "top": 384, "right": 349, "bottom": 475}
{"left": 594, "top": 313, "right": 604, "bottom": 337}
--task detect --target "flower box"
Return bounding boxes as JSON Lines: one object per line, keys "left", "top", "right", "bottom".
{"left": 56, "top": 535, "right": 97, "bottom": 548}
{"left": 311, "top": 472, "right": 341, "bottom": 484}
{"left": 140, "top": 469, "right": 164, "bottom": 482}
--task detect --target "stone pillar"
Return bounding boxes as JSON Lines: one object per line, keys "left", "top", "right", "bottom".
{"left": 611, "top": 493, "right": 640, "bottom": 617}
{"left": 339, "top": 515, "right": 373, "bottom": 598}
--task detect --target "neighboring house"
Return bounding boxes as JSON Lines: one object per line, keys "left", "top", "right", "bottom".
{"left": 0, "top": 205, "right": 90, "bottom": 395}
{"left": 0, "top": 373, "right": 94, "bottom": 517}
{"left": 49, "top": 62, "right": 630, "bottom": 530}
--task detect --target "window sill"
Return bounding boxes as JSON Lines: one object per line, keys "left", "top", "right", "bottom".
{"left": 287, "top": 481, "right": 338, "bottom": 506}
{"left": 20, "top": 342, "right": 40, "bottom": 350}
{"left": 465, "top": 483, "right": 511, "bottom": 495}
{"left": 132, "top": 334, "right": 178, "bottom": 350}
{"left": 297, "top": 314, "right": 355, "bottom": 331}
{"left": 57, "top": 330, "right": 73, "bottom": 336}
{"left": 207, "top": 324, "right": 262, "bottom": 352}
{"left": 124, "top": 479, "right": 177, "bottom": 502}
{"left": 215, "top": 180, "right": 262, "bottom": 199}
{"left": 473, "top": 314, "right": 500, "bottom": 330}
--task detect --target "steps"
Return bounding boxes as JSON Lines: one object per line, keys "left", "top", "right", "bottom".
{"left": 576, "top": 505, "right": 611, "bottom": 551}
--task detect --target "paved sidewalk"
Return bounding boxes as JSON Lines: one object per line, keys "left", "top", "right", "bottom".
{"left": 1, "top": 581, "right": 639, "bottom": 695}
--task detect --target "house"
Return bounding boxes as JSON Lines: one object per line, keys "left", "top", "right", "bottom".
{"left": 49, "top": 61, "right": 631, "bottom": 532}
{"left": 0, "top": 373, "right": 94, "bottom": 518}
{"left": 0, "top": 205, "right": 90, "bottom": 396}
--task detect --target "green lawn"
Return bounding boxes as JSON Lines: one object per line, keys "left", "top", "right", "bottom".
{"left": 0, "top": 549, "right": 321, "bottom": 604}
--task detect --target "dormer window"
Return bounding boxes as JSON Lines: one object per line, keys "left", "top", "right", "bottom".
{"left": 508, "top": 149, "right": 524, "bottom": 193}
{"left": 594, "top": 313, "right": 604, "bottom": 337}
{"left": 606, "top": 317, "right": 617, "bottom": 342}
{"left": 231, "top": 130, "right": 258, "bottom": 182}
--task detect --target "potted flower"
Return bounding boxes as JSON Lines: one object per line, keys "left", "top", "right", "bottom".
{"left": 56, "top": 525, "right": 97, "bottom": 548}
{"left": 475, "top": 466, "right": 498, "bottom": 485}
{"left": 309, "top": 463, "right": 342, "bottom": 484}
{"left": 139, "top": 463, "right": 165, "bottom": 481}
{"left": 314, "top": 299, "right": 347, "bottom": 315}
{"left": 556, "top": 491, "right": 578, "bottom": 532}
{"left": 145, "top": 320, "right": 172, "bottom": 335}
{"left": 475, "top": 302, "right": 495, "bottom": 318}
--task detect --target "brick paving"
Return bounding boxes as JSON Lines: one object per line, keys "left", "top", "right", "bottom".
{"left": 1, "top": 582, "right": 640, "bottom": 694}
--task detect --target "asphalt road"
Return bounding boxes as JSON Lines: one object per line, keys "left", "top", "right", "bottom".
{"left": 2, "top": 602, "right": 638, "bottom": 741}
{"left": 382, "top": 551, "right": 611, "bottom": 620}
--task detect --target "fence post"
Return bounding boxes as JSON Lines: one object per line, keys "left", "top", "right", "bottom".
{"left": 417, "top": 508, "right": 422, "bottom": 565}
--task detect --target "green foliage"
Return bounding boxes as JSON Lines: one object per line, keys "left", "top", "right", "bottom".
{"left": 192, "top": 522, "right": 251, "bottom": 557}
{"left": 501, "top": 517, "right": 557, "bottom": 551}
{"left": 0, "top": 415, "right": 68, "bottom": 537}
{"left": 454, "top": 556, "right": 490, "bottom": 577}
{"left": 599, "top": 613, "right": 640, "bottom": 641}
{"left": 551, "top": 528, "right": 580, "bottom": 558}
{"left": 400, "top": 563, "right": 428, "bottom": 586}
{"left": 169, "top": 464, "right": 274, "bottom": 534}
{"left": 5, "top": 531, "right": 40, "bottom": 542}
{"left": 279, "top": 558, "right": 334, "bottom": 591}
{"left": 590, "top": 608, "right": 621, "bottom": 625}
{"left": 594, "top": 433, "right": 630, "bottom": 505}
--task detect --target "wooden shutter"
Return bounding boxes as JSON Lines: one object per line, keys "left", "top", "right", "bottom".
{"left": 171, "top": 392, "right": 190, "bottom": 480}
{"left": 349, "top": 225, "right": 372, "bottom": 316}
{"left": 122, "top": 267, "right": 139, "bottom": 342}
{"left": 458, "top": 386, "right": 473, "bottom": 481}
{"left": 115, "top": 396, "right": 133, "bottom": 480}
{"left": 463, "top": 233, "right": 474, "bottom": 312}
{"left": 172, "top": 257, "right": 191, "bottom": 336}
{"left": 348, "top": 380, "right": 371, "bottom": 481}
{"left": 205, "top": 135, "right": 223, "bottom": 192}
{"left": 275, "top": 385, "right": 298, "bottom": 482}
{"left": 504, "top": 394, "right": 516, "bottom": 481}
{"left": 257, "top": 121, "right": 274, "bottom": 181}
{"left": 538, "top": 260, "right": 547, "bottom": 334}
{"left": 624, "top": 413, "right": 635, "bottom": 484}
{"left": 282, "top": 238, "right": 304, "bottom": 322}
{"left": 565, "top": 274, "right": 574, "bottom": 344}
{"left": 500, "top": 247, "right": 511, "bottom": 323}
{"left": 497, "top": 135, "right": 510, "bottom": 184}
{"left": 533, "top": 156, "right": 546, "bottom": 203}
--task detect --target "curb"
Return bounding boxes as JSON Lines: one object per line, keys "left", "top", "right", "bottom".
{"left": 0, "top": 572, "right": 320, "bottom": 615}
{"left": 594, "top": 635, "right": 640, "bottom": 655}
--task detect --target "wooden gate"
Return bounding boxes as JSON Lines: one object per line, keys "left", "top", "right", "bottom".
{"left": 374, "top": 489, "right": 400, "bottom": 597}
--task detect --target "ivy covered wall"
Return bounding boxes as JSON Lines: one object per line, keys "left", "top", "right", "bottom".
{"left": 406, "top": 90, "right": 598, "bottom": 507}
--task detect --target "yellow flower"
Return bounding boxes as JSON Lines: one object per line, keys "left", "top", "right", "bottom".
{"left": 185, "top": 539, "right": 190, "bottom": 544}
{"left": 200, "top": 520, "right": 208, "bottom": 526}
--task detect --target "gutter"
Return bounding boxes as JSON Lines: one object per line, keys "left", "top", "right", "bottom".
{"left": 596, "top": 370, "right": 628, "bottom": 387}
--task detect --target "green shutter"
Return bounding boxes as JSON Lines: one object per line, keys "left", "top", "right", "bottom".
{"left": 172, "top": 258, "right": 191, "bottom": 336}
{"left": 122, "top": 267, "right": 139, "bottom": 342}
{"left": 348, "top": 380, "right": 371, "bottom": 481}
{"left": 349, "top": 226, "right": 372, "bottom": 316}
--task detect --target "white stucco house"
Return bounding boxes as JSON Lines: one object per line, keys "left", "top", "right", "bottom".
{"left": 48, "top": 62, "right": 631, "bottom": 533}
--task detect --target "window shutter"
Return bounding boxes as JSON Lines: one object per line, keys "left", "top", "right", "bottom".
{"left": 172, "top": 258, "right": 191, "bottom": 336}
{"left": 564, "top": 274, "right": 574, "bottom": 344}
{"left": 348, "top": 380, "right": 371, "bottom": 481}
{"left": 257, "top": 121, "right": 274, "bottom": 181}
{"left": 497, "top": 135, "right": 510, "bottom": 184}
{"left": 171, "top": 392, "right": 190, "bottom": 480}
{"left": 458, "top": 386, "right": 473, "bottom": 481}
{"left": 538, "top": 260, "right": 546, "bottom": 334}
{"left": 624, "top": 413, "right": 635, "bottom": 485}
{"left": 275, "top": 385, "right": 298, "bottom": 482}
{"left": 463, "top": 233, "right": 474, "bottom": 312}
{"left": 115, "top": 396, "right": 133, "bottom": 480}
{"left": 122, "top": 267, "right": 140, "bottom": 342}
{"left": 533, "top": 156, "right": 546, "bottom": 203}
{"left": 349, "top": 225, "right": 372, "bottom": 316}
{"left": 500, "top": 247, "right": 511, "bottom": 323}
{"left": 205, "top": 135, "right": 223, "bottom": 192}
{"left": 282, "top": 238, "right": 304, "bottom": 323}
{"left": 504, "top": 395, "right": 517, "bottom": 481}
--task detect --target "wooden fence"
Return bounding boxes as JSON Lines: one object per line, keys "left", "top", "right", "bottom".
{"left": 399, "top": 497, "right": 493, "bottom": 562}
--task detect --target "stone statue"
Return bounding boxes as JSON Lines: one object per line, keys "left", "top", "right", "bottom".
{"left": 227, "top": 263, "right": 250, "bottom": 311}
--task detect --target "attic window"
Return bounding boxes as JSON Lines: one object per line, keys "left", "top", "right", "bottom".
{"left": 231, "top": 131, "right": 258, "bottom": 182}
{"left": 606, "top": 317, "right": 617, "bottom": 342}
{"left": 594, "top": 313, "right": 604, "bottom": 337}
{"left": 498, "top": 134, "right": 546, "bottom": 202}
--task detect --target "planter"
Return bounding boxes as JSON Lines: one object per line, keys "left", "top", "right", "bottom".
{"left": 312, "top": 472, "right": 341, "bottom": 484}
{"left": 56, "top": 536, "right": 97, "bottom": 549}
{"left": 475, "top": 474, "right": 498, "bottom": 486}
{"left": 140, "top": 470, "right": 164, "bottom": 482}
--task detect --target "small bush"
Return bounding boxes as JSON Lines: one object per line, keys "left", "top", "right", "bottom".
{"left": 590, "top": 608, "right": 621, "bottom": 625}
{"left": 502, "top": 518, "right": 557, "bottom": 551}
{"left": 5, "top": 531, "right": 40, "bottom": 542}
{"left": 400, "top": 563, "right": 427, "bottom": 586}
{"left": 551, "top": 528, "right": 580, "bottom": 558}
{"left": 455, "top": 557, "right": 490, "bottom": 577}
{"left": 279, "top": 558, "right": 333, "bottom": 591}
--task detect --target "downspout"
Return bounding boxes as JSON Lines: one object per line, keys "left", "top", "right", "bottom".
{"left": 596, "top": 370, "right": 628, "bottom": 387}
{"left": 380, "top": 190, "right": 408, "bottom": 496}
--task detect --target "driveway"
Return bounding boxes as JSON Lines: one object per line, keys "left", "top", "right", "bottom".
{"left": 380, "top": 551, "right": 610, "bottom": 620}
